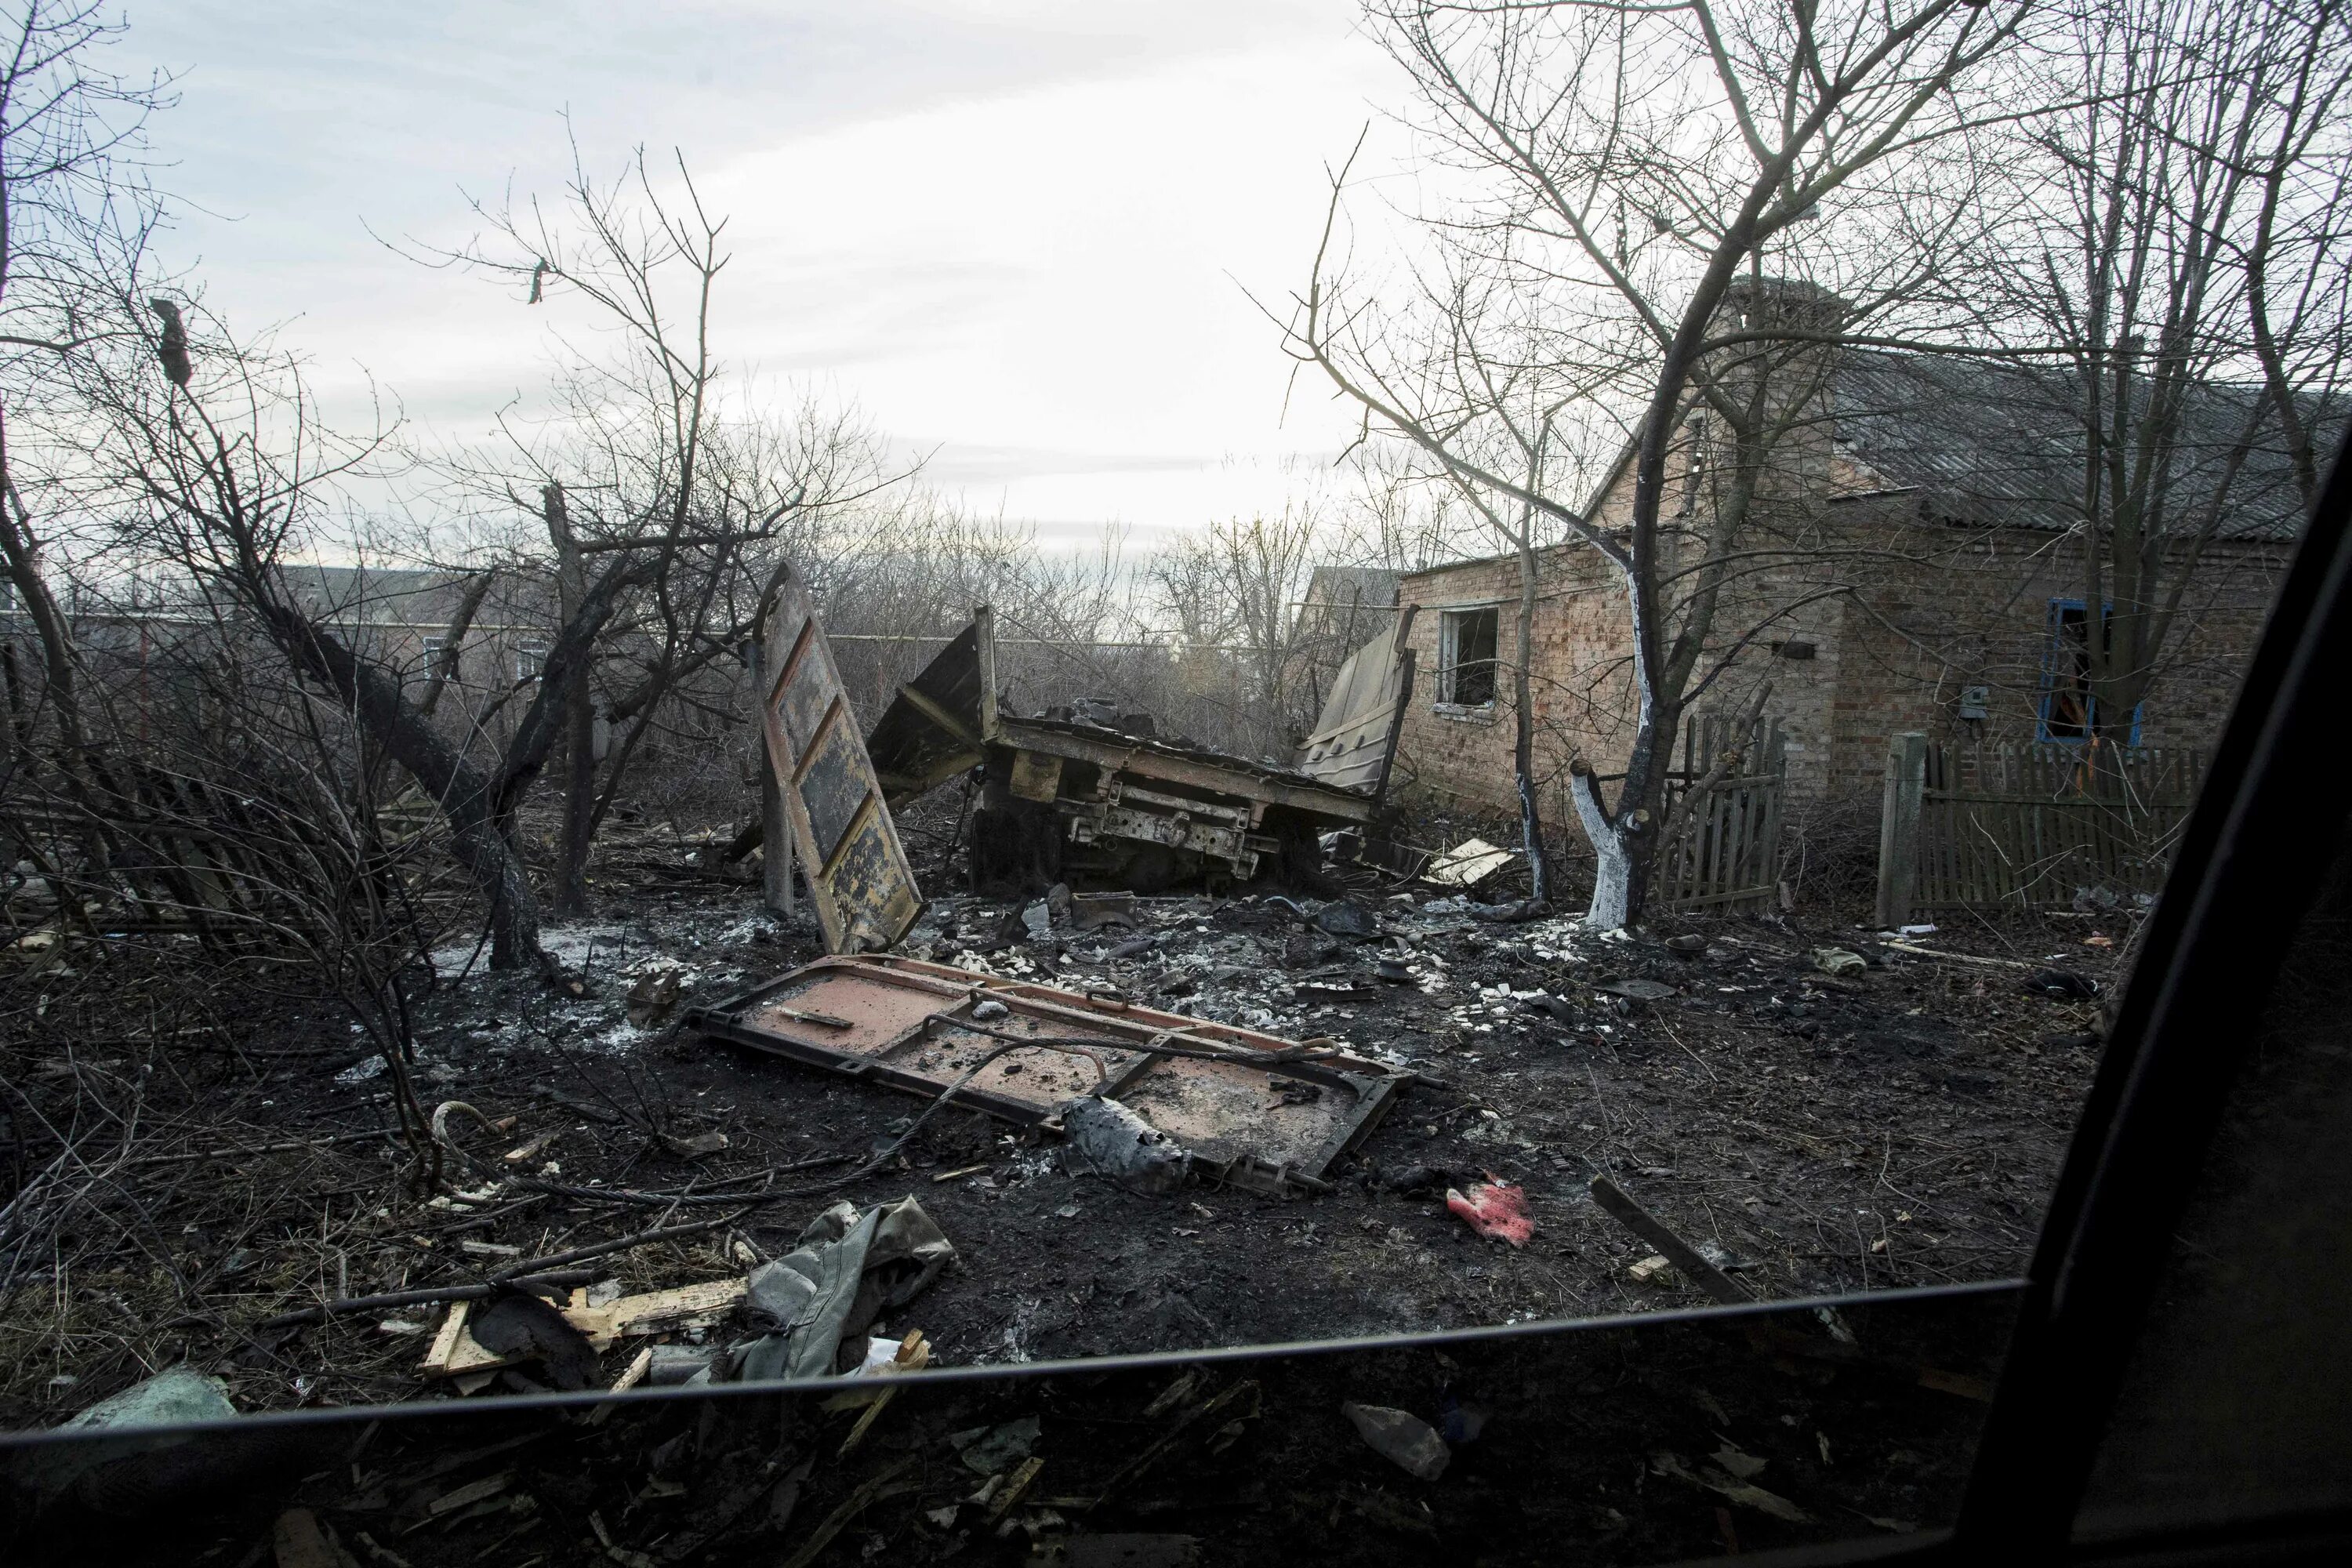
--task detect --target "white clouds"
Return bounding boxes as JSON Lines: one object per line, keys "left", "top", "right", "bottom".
{"left": 120, "top": 0, "right": 1403, "bottom": 535}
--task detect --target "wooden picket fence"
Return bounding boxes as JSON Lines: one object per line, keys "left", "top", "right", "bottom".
{"left": 2, "top": 763, "right": 401, "bottom": 952}
{"left": 1653, "top": 715, "right": 1787, "bottom": 913}
{"left": 1882, "top": 737, "right": 2202, "bottom": 919}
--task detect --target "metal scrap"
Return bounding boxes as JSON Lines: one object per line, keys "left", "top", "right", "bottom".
{"left": 866, "top": 608, "right": 1412, "bottom": 889}
{"left": 689, "top": 953, "right": 1410, "bottom": 1196}
{"left": 758, "top": 562, "right": 924, "bottom": 954}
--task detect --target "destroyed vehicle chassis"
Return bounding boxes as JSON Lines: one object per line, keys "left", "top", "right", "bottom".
{"left": 970, "top": 750, "right": 1333, "bottom": 896}
{"left": 688, "top": 953, "right": 1409, "bottom": 1198}
{"left": 866, "top": 607, "right": 1407, "bottom": 896}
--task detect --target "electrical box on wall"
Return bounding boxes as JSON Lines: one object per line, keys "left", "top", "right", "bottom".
{"left": 1958, "top": 685, "right": 1990, "bottom": 721}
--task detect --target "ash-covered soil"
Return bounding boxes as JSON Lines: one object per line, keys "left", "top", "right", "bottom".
{"left": 0, "top": 809, "right": 2119, "bottom": 1428}
{"left": 411, "top": 880, "right": 2106, "bottom": 1370}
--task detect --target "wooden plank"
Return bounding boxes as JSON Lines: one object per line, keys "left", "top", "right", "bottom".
{"left": 1877, "top": 732, "right": 1929, "bottom": 927}
{"left": 421, "top": 1301, "right": 522, "bottom": 1379}
{"left": 562, "top": 1278, "right": 749, "bottom": 1352}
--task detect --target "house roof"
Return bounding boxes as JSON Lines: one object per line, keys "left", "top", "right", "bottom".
{"left": 1304, "top": 564, "right": 1403, "bottom": 608}
{"left": 1831, "top": 351, "right": 2326, "bottom": 543}
{"left": 279, "top": 565, "right": 468, "bottom": 620}
{"left": 1403, "top": 349, "right": 2326, "bottom": 589}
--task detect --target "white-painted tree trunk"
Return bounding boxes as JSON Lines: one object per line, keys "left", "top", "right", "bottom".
{"left": 1568, "top": 768, "right": 1634, "bottom": 930}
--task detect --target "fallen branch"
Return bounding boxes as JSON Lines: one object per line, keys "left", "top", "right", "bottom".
{"left": 120, "top": 1128, "right": 397, "bottom": 1169}
{"left": 1882, "top": 940, "right": 2039, "bottom": 971}
{"left": 255, "top": 1210, "right": 751, "bottom": 1330}
{"left": 485, "top": 1208, "right": 751, "bottom": 1282}
{"left": 1588, "top": 1174, "right": 1753, "bottom": 1305}
{"left": 251, "top": 1270, "right": 601, "bottom": 1330}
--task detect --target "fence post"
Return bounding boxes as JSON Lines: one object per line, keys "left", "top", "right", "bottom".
{"left": 1876, "top": 731, "right": 1928, "bottom": 927}
{"left": 755, "top": 637, "right": 794, "bottom": 920}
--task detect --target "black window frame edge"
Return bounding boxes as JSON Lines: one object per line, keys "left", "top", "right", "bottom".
{"left": 1946, "top": 431, "right": 2352, "bottom": 1558}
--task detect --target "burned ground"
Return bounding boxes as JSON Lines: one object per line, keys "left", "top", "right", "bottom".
{"left": 0, "top": 796, "right": 2115, "bottom": 1432}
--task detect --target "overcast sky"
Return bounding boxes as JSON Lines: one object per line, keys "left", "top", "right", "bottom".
{"left": 117, "top": 1, "right": 1407, "bottom": 550}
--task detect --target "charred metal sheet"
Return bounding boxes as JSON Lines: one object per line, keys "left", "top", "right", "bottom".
{"left": 1296, "top": 606, "right": 1417, "bottom": 796}
{"left": 760, "top": 567, "right": 924, "bottom": 954}
{"left": 1008, "top": 750, "right": 1062, "bottom": 803}
{"left": 690, "top": 953, "right": 1407, "bottom": 1195}
{"left": 867, "top": 619, "right": 991, "bottom": 807}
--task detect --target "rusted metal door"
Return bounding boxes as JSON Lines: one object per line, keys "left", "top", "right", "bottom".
{"left": 760, "top": 566, "right": 924, "bottom": 953}
{"left": 692, "top": 953, "right": 1409, "bottom": 1196}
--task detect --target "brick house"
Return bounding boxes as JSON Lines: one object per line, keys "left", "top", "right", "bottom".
{"left": 1386, "top": 350, "right": 2310, "bottom": 820}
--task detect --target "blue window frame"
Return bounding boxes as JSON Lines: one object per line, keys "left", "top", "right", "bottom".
{"left": 2038, "top": 598, "right": 2142, "bottom": 743}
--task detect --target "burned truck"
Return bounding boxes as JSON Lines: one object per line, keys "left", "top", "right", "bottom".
{"left": 866, "top": 605, "right": 1417, "bottom": 894}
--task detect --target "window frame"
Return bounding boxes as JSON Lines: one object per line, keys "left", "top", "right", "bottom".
{"left": 1435, "top": 604, "right": 1501, "bottom": 711}
{"left": 516, "top": 641, "right": 550, "bottom": 684}
{"left": 2037, "top": 597, "right": 2143, "bottom": 745}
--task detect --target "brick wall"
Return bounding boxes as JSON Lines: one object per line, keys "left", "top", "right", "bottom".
{"left": 1822, "top": 510, "right": 2285, "bottom": 797}
{"left": 1392, "top": 499, "right": 2288, "bottom": 820}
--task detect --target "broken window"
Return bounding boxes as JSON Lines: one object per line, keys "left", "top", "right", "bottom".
{"left": 1438, "top": 607, "right": 1498, "bottom": 707}
{"left": 2039, "top": 600, "right": 2140, "bottom": 742}
{"left": 517, "top": 641, "right": 548, "bottom": 683}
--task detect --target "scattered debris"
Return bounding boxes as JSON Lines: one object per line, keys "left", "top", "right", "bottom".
{"left": 1588, "top": 1174, "right": 1753, "bottom": 1305}
{"left": 1712, "top": 1440, "right": 1769, "bottom": 1479}
{"left": 1, "top": 764, "right": 2107, "bottom": 1440}
{"left": 465, "top": 1289, "right": 600, "bottom": 1390}
{"left": 728, "top": 1196, "right": 956, "bottom": 1381}
{"left": 1341, "top": 1401, "right": 1451, "bottom": 1480}
{"left": 58, "top": 1365, "right": 234, "bottom": 1429}
{"left": 951, "top": 1414, "right": 1042, "bottom": 1475}
{"left": 624, "top": 966, "right": 684, "bottom": 1026}
{"left": 1628, "top": 1255, "right": 1678, "bottom": 1286}
{"left": 1060, "top": 1095, "right": 1192, "bottom": 1195}
{"left": 1312, "top": 900, "right": 1381, "bottom": 941}
{"left": 270, "top": 1508, "right": 346, "bottom": 1568}
{"left": 1070, "top": 893, "right": 1140, "bottom": 931}
{"left": 657, "top": 1127, "right": 731, "bottom": 1159}
{"left": 1422, "top": 838, "right": 1514, "bottom": 889}
{"left": 1651, "top": 1450, "right": 1812, "bottom": 1523}
{"left": 1812, "top": 948, "right": 1870, "bottom": 977}
{"left": 1323, "top": 829, "right": 1432, "bottom": 884}
{"left": 1445, "top": 1180, "right": 1532, "bottom": 1247}
{"left": 562, "top": 1277, "right": 748, "bottom": 1352}
{"left": 2023, "top": 967, "right": 2100, "bottom": 1000}
{"left": 1594, "top": 977, "right": 1678, "bottom": 1004}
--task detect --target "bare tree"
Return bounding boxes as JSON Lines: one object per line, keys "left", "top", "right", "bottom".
{"left": 416, "top": 144, "right": 901, "bottom": 916}
{"left": 1290, "top": 0, "right": 2029, "bottom": 926}
{"left": 1150, "top": 507, "right": 1323, "bottom": 757}
{"left": 0, "top": 1, "right": 171, "bottom": 771}
{"left": 1987, "top": 0, "right": 2350, "bottom": 766}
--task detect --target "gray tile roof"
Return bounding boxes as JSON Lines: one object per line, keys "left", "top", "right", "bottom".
{"left": 1833, "top": 351, "right": 2331, "bottom": 543}
{"left": 1305, "top": 564, "right": 1404, "bottom": 607}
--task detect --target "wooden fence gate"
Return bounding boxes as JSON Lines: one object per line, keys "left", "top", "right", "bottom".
{"left": 1876, "top": 734, "right": 2203, "bottom": 923}
{"left": 1653, "top": 715, "right": 1787, "bottom": 913}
